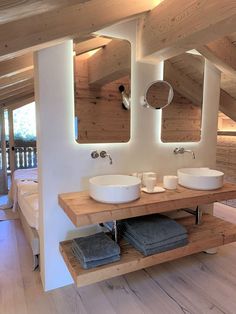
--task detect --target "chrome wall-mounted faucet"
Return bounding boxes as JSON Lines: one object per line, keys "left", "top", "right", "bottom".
{"left": 100, "top": 151, "right": 113, "bottom": 165}
{"left": 91, "top": 150, "right": 113, "bottom": 165}
{"left": 173, "top": 147, "right": 196, "bottom": 159}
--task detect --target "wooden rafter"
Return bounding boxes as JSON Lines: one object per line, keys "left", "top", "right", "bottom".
{"left": 0, "top": 0, "right": 158, "bottom": 58}
{"left": 0, "top": 53, "right": 33, "bottom": 78}
{"left": 0, "top": 84, "right": 34, "bottom": 104}
{"left": 198, "top": 37, "right": 236, "bottom": 77}
{"left": 74, "top": 37, "right": 112, "bottom": 56}
{"left": 88, "top": 39, "right": 131, "bottom": 86}
{"left": 0, "top": 93, "right": 34, "bottom": 109}
{"left": 0, "top": 79, "right": 34, "bottom": 96}
{"left": 220, "top": 90, "right": 236, "bottom": 122}
{"left": 139, "top": 0, "right": 236, "bottom": 62}
{"left": 0, "top": 69, "right": 34, "bottom": 89}
{"left": 164, "top": 60, "right": 202, "bottom": 105}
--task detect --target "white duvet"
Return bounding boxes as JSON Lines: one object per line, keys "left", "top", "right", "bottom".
{"left": 18, "top": 182, "right": 39, "bottom": 230}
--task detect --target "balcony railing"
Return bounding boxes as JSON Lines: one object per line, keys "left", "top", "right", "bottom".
{"left": 15, "top": 146, "right": 37, "bottom": 169}
{"left": 4, "top": 146, "right": 37, "bottom": 170}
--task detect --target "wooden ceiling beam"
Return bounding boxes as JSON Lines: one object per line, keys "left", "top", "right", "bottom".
{"left": 0, "top": 92, "right": 34, "bottom": 109}
{"left": 198, "top": 37, "right": 236, "bottom": 77}
{"left": 0, "top": 84, "right": 34, "bottom": 104}
{"left": 88, "top": 39, "right": 131, "bottom": 86}
{"left": 165, "top": 57, "right": 236, "bottom": 122}
{"left": 0, "top": 53, "right": 33, "bottom": 78}
{"left": 220, "top": 90, "right": 236, "bottom": 122}
{"left": 0, "top": 0, "right": 158, "bottom": 58}
{"left": 0, "top": 79, "right": 34, "bottom": 96}
{"left": 0, "top": 69, "right": 34, "bottom": 89}
{"left": 139, "top": 0, "right": 236, "bottom": 62}
{"left": 164, "top": 61, "right": 203, "bottom": 105}
{"left": 74, "top": 37, "right": 112, "bottom": 56}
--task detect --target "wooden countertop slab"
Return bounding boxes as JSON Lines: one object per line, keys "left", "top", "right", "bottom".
{"left": 58, "top": 183, "right": 236, "bottom": 227}
{"left": 59, "top": 215, "right": 236, "bottom": 288}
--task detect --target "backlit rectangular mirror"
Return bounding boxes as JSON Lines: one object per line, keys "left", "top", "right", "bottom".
{"left": 161, "top": 52, "right": 205, "bottom": 142}
{"left": 74, "top": 37, "right": 131, "bottom": 143}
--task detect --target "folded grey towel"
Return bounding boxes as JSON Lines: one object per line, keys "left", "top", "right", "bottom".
{"left": 72, "top": 232, "right": 120, "bottom": 263}
{"left": 72, "top": 246, "right": 120, "bottom": 269}
{"left": 120, "top": 214, "right": 187, "bottom": 245}
{"left": 124, "top": 234, "right": 188, "bottom": 256}
{"left": 123, "top": 229, "right": 188, "bottom": 249}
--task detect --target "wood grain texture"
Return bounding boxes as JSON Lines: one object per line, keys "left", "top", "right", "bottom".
{"left": 74, "top": 37, "right": 111, "bottom": 56}
{"left": 161, "top": 91, "right": 202, "bottom": 142}
{"left": 74, "top": 52, "right": 130, "bottom": 143}
{"left": 0, "top": 93, "right": 34, "bottom": 109}
{"left": 0, "top": 0, "right": 158, "bottom": 58}
{"left": 3, "top": 205, "right": 236, "bottom": 313}
{"left": 0, "top": 53, "right": 33, "bottom": 78}
{"left": 60, "top": 214, "right": 236, "bottom": 288}
{"left": 198, "top": 37, "right": 236, "bottom": 77}
{"left": 88, "top": 39, "right": 131, "bottom": 86}
{"left": 139, "top": 0, "right": 236, "bottom": 62}
{"left": 58, "top": 183, "right": 236, "bottom": 227}
{"left": 220, "top": 90, "right": 236, "bottom": 122}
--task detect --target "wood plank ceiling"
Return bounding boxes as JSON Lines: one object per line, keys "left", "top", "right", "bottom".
{"left": 0, "top": 0, "right": 235, "bottom": 121}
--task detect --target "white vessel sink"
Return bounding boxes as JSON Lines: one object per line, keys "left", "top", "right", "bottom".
{"left": 177, "top": 168, "right": 224, "bottom": 190}
{"left": 89, "top": 175, "right": 141, "bottom": 204}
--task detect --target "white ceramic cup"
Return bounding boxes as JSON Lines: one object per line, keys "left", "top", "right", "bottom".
{"left": 145, "top": 177, "right": 156, "bottom": 192}
{"left": 163, "top": 175, "right": 178, "bottom": 190}
{"left": 142, "top": 172, "right": 157, "bottom": 187}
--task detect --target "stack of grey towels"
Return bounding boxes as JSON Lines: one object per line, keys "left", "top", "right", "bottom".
{"left": 71, "top": 232, "right": 120, "bottom": 269}
{"left": 120, "top": 214, "right": 188, "bottom": 256}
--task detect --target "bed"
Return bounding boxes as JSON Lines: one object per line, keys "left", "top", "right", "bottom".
{"left": 8, "top": 168, "right": 40, "bottom": 269}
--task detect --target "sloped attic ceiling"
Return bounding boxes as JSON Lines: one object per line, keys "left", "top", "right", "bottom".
{"left": 0, "top": 0, "right": 235, "bottom": 121}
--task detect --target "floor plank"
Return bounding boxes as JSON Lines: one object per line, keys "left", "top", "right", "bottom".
{"left": 1, "top": 203, "right": 236, "bottom": 313}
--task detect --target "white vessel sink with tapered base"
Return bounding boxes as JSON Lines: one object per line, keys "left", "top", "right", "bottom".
{"left": 89, "top": 175, "right": 141, "bottom": 204}
{"left": 178, "top": 168, "right": 224, "bottom": 190}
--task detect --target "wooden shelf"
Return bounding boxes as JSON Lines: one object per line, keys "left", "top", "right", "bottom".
{"left": 60, "top": 215, "right": 236, "bottom": 288}
{"left": 58, "top": 183, "right": 236, "bottom": 227}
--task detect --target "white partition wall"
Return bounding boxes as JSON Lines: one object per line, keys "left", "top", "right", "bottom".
{"left": 34, "top": 20, "right": 221, "bottom": 291}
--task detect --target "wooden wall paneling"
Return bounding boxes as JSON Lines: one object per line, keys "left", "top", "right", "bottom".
{"left": 216, "top": 135, "right": 236, "bottom": 183}
{"left": 74, "top": 53, "right": 130, "bottom": 143}
{"left": 161, "top": 91, "right": 202, "bottom": 143}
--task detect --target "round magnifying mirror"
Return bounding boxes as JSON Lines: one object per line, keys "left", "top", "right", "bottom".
{"left": 143, "top": 80, "right": 174, "bottom": 109}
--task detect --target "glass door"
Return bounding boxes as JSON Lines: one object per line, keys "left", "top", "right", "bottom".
{"left": 12, "top": 102, "right": 37, "bottom": 170}
{"left": 0, "top": 108, "right": 8, "bottom": 194}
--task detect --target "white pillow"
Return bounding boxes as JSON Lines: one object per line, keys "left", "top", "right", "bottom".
{"left": 17, "top": 181, "right": 38, "bottom": 196}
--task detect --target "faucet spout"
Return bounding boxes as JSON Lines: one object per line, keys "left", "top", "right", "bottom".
{"left": 100, "top": 151, "right": 113, "bottom": 165}
{"left": 184, "top": 150, "right": 196, "bottom": 159}
{"left": 173, "top": 147, "right": 196, "bottom": 159}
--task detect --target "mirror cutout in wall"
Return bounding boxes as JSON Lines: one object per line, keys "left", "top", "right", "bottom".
{"left": 143, "top": 80, "right": 174, "bottom": 110}
{"left": 161, "top": 51, "right": 205, "bottom": 143}
{"left": 74, "top": 37, "right": 131, "bottom": 143}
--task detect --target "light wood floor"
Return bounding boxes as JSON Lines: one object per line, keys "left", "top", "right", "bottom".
{"left": 1, "top": 204, "right": 236, "bottom": 314}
